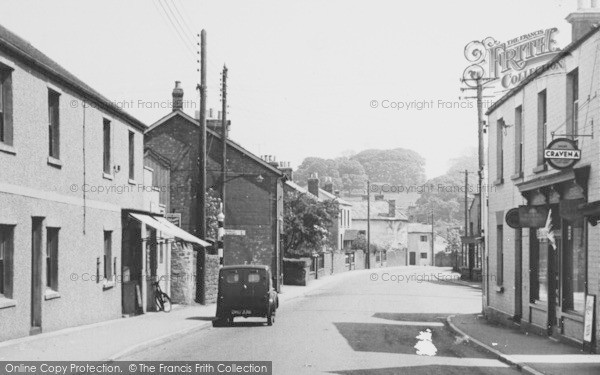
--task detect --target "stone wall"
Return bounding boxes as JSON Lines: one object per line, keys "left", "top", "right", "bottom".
{"left": 170, "top": 242, "right": 197, "bottom": 305}
{"left": 204, "top": 254, "right": 219, "bottom": 304}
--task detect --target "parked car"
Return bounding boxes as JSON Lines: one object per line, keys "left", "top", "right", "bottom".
{"left": 213, "top": 265, "right": 279, "bottom": 327}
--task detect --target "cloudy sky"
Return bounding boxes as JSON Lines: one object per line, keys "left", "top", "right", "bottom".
{"left": 0, "top": 0, "right": 576, "bottom": 177}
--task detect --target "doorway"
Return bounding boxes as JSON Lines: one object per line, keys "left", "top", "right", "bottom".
{"left": 31, "top": 217, "right": 44, "bottom": 334}
{"left": 409, "top": 252, "right": 416, "bottom": 266}
{"left": 514, "top": 228, "right": 522, "bottom": 322}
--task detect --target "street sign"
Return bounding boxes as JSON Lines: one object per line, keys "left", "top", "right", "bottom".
{"left": 165, "top": 213, "right": 182, "bottom": 227}
{"left": 544, "top": 138, "right": 581, "bottom": 170}
{"left": 224, "top": 229, "right": 246, "bottom": 236}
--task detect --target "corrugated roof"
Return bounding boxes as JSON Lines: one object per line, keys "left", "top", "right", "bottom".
{"left": 0, "top": 23, "right": 146, "bottom": 131}
{"left": 351, "top": 200, "right": 408, "bottom": 221}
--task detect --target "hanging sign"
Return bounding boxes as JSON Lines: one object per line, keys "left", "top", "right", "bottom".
{"left": 544, "top": 138, "right": 581, "bottom": 170}
{"left": 505, "top": 208, "right": 520, "bottom": 229}
{"left": 518, "top": 205, "right": 549, "bottom": 228}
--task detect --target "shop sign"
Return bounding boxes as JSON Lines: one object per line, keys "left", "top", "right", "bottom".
{"left": 518, "top": 205, "right": 549, "bottom": 228}
{"left": 505, "top": 208, "right": 520, "bottom": 229}
{"left": 583, "top": 294, "right": 596, "bottom": 343}
{"left": 544, "top": 138, "right": 581, "bottom": 170}
{"left": 224, "top": 229, "right": 246, "bottom": 236}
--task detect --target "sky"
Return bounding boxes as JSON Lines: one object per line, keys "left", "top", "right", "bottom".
{"left": 0, "top": 0, "right": 576, "bottom": 178}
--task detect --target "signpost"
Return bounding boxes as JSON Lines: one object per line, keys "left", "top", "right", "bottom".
{"left": 544, "top": 138, "right": 581, "bottom": 170}
{"left": 165, "top": 213, "right": 182, "bottom": 227}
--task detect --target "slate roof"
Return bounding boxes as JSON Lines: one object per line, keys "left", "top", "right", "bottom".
{"left": 0, "top": 23, "right": 146, "bottom": 131}
{"left": 351, "top": 200, "right": 409, "bottom": 221}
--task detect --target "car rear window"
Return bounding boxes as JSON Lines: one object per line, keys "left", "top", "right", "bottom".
{"left": 248, "top": 272, "right": 261, "bottom": 283}
{"left": 225, "top": 272, "right": 239, "bottom": 283}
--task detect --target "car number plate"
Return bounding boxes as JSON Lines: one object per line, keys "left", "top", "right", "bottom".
{"left": 232, "top": 309, "right": 252, "bottom": 315}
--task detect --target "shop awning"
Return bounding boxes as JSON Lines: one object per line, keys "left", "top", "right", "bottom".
{"left": 129, "top": 213, "right": 210, "bottom": 247}
{"left": 154, "top": 217, "right": 210, "bottom": 247}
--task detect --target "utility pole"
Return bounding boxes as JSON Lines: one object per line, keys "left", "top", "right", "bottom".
{"left": 196, "top": 30, "right": 207, "bottom": 239}
{"left": 430, "top": 209, "right": 434, "bottom": 266}
{"left": 366, "top": 180, "right": 371, "bottom": 269}
{"left": 458, "top": 170, "right": 470, "bottom": 272}
{"left": 219, "top": 65, "right": 228, "bottom": 267}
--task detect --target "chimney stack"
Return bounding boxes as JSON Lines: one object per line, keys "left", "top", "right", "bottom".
{"left": 567, "top": 0, "right": 600, "bottom": 42}
{"left": 172, "top": 81, "right": 184, "bottom": 111}
{"left": 307, "top": 173, "right": 319, "bottom": 198}
{"left": 267, "top": 155, "right": 279, "bottom": 169}
{"left": 278, "top": 161, "right": 293, "bottom": 180}
{"left": 388, "top": 200, "right": 396, "bottom": 218}
{"left": 323, "top": 177, "right": 334, "bottom": 194}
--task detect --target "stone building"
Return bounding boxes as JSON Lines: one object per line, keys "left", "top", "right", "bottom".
{"left": 144, "top": 83, "right": 285, "bottom": 297}
{"left": 0, "top": 23, "right": 147, "bottom": 341}
{"left": 485, "top": 3, "right": 600, "bottom": 351}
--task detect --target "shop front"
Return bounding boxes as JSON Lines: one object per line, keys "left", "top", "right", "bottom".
{"left": 514, "top": 166, "right": 590, "bottom": 345}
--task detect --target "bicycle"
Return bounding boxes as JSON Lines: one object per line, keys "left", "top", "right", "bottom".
{"left": 152, "top": 281, "right": 172, "bottom": 312}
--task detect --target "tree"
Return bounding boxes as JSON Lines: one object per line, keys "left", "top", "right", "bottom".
{"left": 283, "top": 190, "right": 340, "bottom": 257}
{"left": 350, "top": 148, "right": 426, "bottom": 186}
{"left": 205, "top": 188, "right": 222, "bottom": 240}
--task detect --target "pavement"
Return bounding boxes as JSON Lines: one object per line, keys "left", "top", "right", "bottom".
{"left": 448, "top": 314, "right": 600, "bottom": 375}
{"left": 0, "top": 267, "right": 371, "bottom": 361}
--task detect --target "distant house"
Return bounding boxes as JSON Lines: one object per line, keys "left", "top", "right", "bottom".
{"left": 351, "top": 198, "right": 409, "bottom": 265}
{"left": 407, "top": 223, "right": 447, "bottom": 266}
{"left": 144, "top": 83, "right": 285, "bottom": 297}
{"left": 460, "top": 193, "right": 483, "bottom": 281}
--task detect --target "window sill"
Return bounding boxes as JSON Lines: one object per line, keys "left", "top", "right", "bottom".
{"left": 0, "top": 297, "right": 16, "bottom": 309}
{"left": 0, "top": 142, "right": 16, "bottom": 155}
{"left": 128, "top": 179, "right": 137, "bottom": 185}
{"left": 493, "top": 178, "right": 504, "bottom": 186}
{"left": 103, "top": 280, "right": 115, "bottom": 290}
{"left": 103, "top": 172, "right": 114, "bottom": 181}
{"left": 47, "top": 156, "right": 62, "bottom": 169}
{"left": 510, "top": 172, "right": 523, "bottom": 181}
{"left": 44, "top": 289, "right": 60, "bottom": 300}
{"left": 533, "top": 164, "right": 547, "bottom": 174}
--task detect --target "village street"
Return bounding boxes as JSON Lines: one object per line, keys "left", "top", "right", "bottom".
{"left": 126, "top": 267, "right": 517, "bottom": 375}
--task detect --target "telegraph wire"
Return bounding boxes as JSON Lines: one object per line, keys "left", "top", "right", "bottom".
{"left": 154, "top": 0, "right": 196, "bottom": 59}
{"left": 162, "top": 0, "right": 196, "bottom": 47}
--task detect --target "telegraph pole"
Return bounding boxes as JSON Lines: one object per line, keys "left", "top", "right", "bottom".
{"left": 220, "top": 66, "right": 228, "bottom": 212}
{"left": 366, "top": 180, "right": 371, "bottom": 269}
{"left": 196, "top": 30, "right": 207, "bottom": 239}
{"left": 430, "top": 209, "right": 434, "bottom": 266}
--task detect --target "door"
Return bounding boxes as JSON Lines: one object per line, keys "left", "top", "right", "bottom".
{"left": 409, "top": 252, "right": 416, "bottom": 266}
{"left": 548, "top": 230, "right": 562, "bottom": 335}
{"left": 31, "top": 217, "right": 44, "bottom": 334}
{"left": 514, "top": 229, "right": 522, "bottom": 322}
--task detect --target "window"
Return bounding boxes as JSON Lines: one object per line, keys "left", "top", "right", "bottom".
{"left": 537, "top": 90, "right": 547, "bottom": 166}
{"left": 496, "top": 118, "right": 504, "bottom": 182}
{"left": 104, "top": 231, "right": 112, "bottom": 279}
{"left": 103, "top": 119, "right": 111, "bottom": 174}
{"left": 420, "top": 235, "right": 428, "bottom": 242}
{"left": 563, "top": 224, "right": 586, "bottom": 313}
{"left": 420, "top": 253, "right": 427, "bottom": 259}
{"left": 48, "top": 90, "right": 60, "bottom": 159}
{"left": 248, "top": 272, "right": 260, "bottom": 283}
{"left": 128, "top": 131, "right": 135, "bottom": 180}
{"left": 567, "top": 69, "right": 579, "bottom": 138}
{"left": 496, "top": 225, "right": 503, "bottom": 286}
{"left": 514, "top": 106, "right": 523, "bottom": 176}
{"left": 0, "top": 225, "right": 14, "bottom": 298}
{"left": 0, "top": 68, "right": 13, "bottom": 145}
{"left": 530, "top": 228, "right": 547, "bottom": 303}
{"left": 225, "top": 272, "right": 239, "bottom": 284}
{"left": 46, "top": 228, "right": 59, "bottom": 291}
